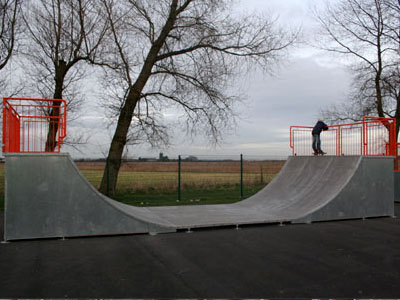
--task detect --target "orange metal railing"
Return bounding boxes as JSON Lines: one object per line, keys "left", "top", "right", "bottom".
{"left": 290, "top": 116, "right": 397, "bottom": 157}
{"left": 2, "top": 97, "right": 67, "bottom": 153}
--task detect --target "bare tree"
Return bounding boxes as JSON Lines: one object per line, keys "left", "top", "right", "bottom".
{"left": 98, "top": 0, "right": 297, "bottom": 196}
{"left": 0, "top": 0, "right": 22, "bottom": 96}
{"left": 22, "top": 0, "right": 109, "bottom": 151}
{"left": 0, "top": 0, "right": 20, "bottom": 71}
{"left": 0, "top": 0, "right": 22, "bottom": 144}
{"left": 315, "top": 0, "right": 400, "bottom": 135}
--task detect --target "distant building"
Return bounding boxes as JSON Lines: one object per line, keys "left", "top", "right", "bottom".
{"left": 138, "top": 152, "right": 169, "bottom": 162}
{"left": 185, "top": 155, "right": 198, "bottom": 161}
{"left": 159, "top": 152, "right": 169, "bottom": 161}
{"left": 138, "top": 157, "right": 157, "bottom": 162}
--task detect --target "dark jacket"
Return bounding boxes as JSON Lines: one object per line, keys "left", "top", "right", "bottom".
{"left": 312, "top": 121, "right": 328, "bottom": 135}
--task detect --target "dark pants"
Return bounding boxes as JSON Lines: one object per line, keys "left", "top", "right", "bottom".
{"left": 312, "top": 134, "right": 322, "bottom": 153}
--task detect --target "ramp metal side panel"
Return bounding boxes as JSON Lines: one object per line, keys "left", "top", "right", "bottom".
{"left": 146, "top": 156, "right": 394, "bottom": 227}
{"left": 4, "top": 154, "right": 176, "bottom": 241}
{"left": 4, "top": 154, "right": 395, "bottom": 241}
{"left": 294, "top": 156, "right": 394, "bottom": 223}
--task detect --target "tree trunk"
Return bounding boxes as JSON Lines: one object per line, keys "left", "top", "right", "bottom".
{"left": 45, "top": 60, "right": 66, "bottom": 152}
{"left": 98, "top": 57, "right": 161, "bottom": 195}
{"left": 44, "top": 104, "right": 61, "bottom": 152}
{"left": 99, "top": 89, "right": 139, "bottom": 195}
{"left": 375, "top": 75, "right": 384, "bottom": 118}
{"left": 99, "top": 0, "right": 179, "bottom": 196}
{"left": 395, "top": 93, "right": 400, "bottom": 155}
{"left": 375, "top": 36, "right": 384, "bottom": 118}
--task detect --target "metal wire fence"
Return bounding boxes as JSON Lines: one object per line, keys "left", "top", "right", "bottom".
{"left": 76, "top": 154, "right": 286, "bottom": 206}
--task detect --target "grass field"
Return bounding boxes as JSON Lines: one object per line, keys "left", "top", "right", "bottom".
{"left": 0, "top": 160, "right": 285, "bottom": 210}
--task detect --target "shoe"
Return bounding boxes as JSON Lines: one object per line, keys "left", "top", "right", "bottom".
{"left": 319, "top": 151, "right": 327, "bottom": 155}
{"left": 313, "top": 152, "right": 318, "bottom": 156}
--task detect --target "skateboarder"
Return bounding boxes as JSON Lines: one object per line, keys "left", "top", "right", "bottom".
{"left": 312, "top": 119, "right": 328, "bottom": 155}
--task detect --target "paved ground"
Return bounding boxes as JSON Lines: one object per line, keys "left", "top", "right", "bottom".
{"left": 0, "top": 204, "right": 399, "bottom": 298}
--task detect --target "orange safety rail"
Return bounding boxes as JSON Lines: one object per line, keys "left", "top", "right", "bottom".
{"left": 2, "top": 97, "right": 67, "bottom": 153}
{"left": 290, "top": 116, "right": 396, "bottom": 157}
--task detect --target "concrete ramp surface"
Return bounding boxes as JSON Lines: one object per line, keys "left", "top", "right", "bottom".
{"left": 4, "top": 154, "right": 394, "bottom": 241}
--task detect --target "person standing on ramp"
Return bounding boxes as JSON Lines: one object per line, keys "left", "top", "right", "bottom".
{"left": 312, "top": 119, "right": 329, "bottom": 155}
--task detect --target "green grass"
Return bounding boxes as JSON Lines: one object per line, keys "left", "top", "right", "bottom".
{"left": 0, "top": 183, "right": 267, "bottom": 211}
{"left": 114, "top": 184, "right": 266, "bottom": 207}
{"left": 0, "top": 166, "right": 278, "bottom": 211}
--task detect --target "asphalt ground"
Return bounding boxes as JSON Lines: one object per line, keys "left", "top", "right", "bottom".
{"left": 0, "top": 204, "right": 399, "bottom": 299}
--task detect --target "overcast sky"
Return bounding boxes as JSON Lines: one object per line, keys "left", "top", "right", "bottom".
{"left": 67, "top": 0, "right": 351, "bottom": 160}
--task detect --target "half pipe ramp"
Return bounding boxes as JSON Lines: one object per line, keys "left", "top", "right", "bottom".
{"left": 3, "top": 154, "right": 395, "bottom": 241}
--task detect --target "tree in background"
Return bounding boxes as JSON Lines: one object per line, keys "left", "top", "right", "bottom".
{"left": 0, "top": 0, "right": 21, "bottom": 94}
{"left": 99, "top": 0, "right": 297, "bottom": 196}
{"left": 22, "top": 0, "right": 109, "bottom": 151}
{"left": 315, "top": 0, "right": 400, "bottom": 135}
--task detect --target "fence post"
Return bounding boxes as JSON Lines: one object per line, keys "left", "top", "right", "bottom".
{"left": 240, "top": 154, "right": 243, "bottom": 198}
{"left": 178, "top": 155, "right": 181, "bottom": 201}
{"left": 260, "top": 165, "right": 263, "bottom": 184}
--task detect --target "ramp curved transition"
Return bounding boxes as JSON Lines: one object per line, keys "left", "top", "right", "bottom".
{"left": 4, "top": 154, "right": 394, "bottom": 241}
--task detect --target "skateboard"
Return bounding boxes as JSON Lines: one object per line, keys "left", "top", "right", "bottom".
{"left": 313, "top": 151, "right": 326, "bottom": 156}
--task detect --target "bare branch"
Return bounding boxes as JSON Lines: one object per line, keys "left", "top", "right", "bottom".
{"left": 0, "top": 0, "right": 21, "bottom": 70}
{"left": 98, "top": 0, "right": 297, "bottom": 195}
{"left": 21, "top": 0, "right": 110, "bottom": 150}
{"left": 315, "top": 0, "right": 400, "bottom": 135}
